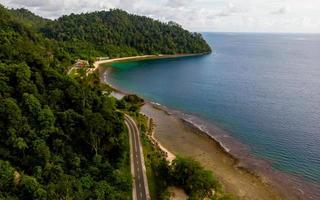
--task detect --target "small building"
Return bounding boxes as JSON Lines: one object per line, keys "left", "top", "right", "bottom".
{"left": 98, "top": 57, "right": 110, "bottom": 61}
{"left": 74, "top": 59, "right": 89, "bottom": 68}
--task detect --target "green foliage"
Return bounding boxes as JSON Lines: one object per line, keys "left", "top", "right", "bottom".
{"left": 0, "top": 5, "right": 131, "bottom": 199}
{"left": 0, "top": 160, "right": 15, "bottom": 191}
{"left": 9, "top": 7, "right": 49, "bottom": 29}
{"left": 136, "top": 114, "right": 170, "bottom": 199}
{"left": 20, "top": 175, "right": 47, "bottom": 199}
{"left": 123, "top": 94, "right": 144, "bottom": 105}
{"left": 117, "top": 94, "right": 145, "bottom": 112}
{"left": 137, "top": 114, "right": 222, "bottom": 200}
{"left": 116, "top": 99, "right": 127, "bottom": 110}
{"left": 0, "top": 3, "right": 213, "bottom": 199}
{"left": 171, "top": 156, "right": 218, "bottom": 199}
{"left": 40, "top": 9, "right": 211, "bottom": 59}
{"left": 1, "top": 5, "right": 211, "bottom": 66}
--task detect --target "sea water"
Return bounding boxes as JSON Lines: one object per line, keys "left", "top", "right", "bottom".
{"left": 108, "top": 33, "right": 320, "bottom": 183}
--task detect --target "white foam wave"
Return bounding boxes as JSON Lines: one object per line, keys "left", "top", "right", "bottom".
{"left": 182, "top": 117, "right": 231, "bottom": 153}
{"left": 151, "top": 101, "right": 161, "bottom": 106}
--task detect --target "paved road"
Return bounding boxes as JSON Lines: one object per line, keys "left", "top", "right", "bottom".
{"left": 124, "top": 114, "right": 150, "bottom": 200}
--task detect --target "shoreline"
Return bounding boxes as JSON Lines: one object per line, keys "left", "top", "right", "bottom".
{"left": 148, "top": 117, "right": 176, "bottom": 163}
{"left": 91, "top": 53, "right": 207, "bottom": 75}
{"left": 97, "top": 56, "right": 320, "bottom": 200}
{"left": 143, "top": 102, "right": 319, "bottom": 199}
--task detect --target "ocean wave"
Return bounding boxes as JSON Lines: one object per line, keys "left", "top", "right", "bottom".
{"left": 182, "top": 116, "right": 232, "bottom": 153}
{"left": 150, "top": 101, "right": 161, "bottom": 106}
{"left": 149, "top": 101, "right": 233, "bottom": 153}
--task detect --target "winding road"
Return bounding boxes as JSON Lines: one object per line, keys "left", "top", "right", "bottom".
{"left": 124, "top": 114, "right": 150, "bottom": 200}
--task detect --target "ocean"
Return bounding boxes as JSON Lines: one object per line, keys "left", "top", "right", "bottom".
{"left": 108, "top": 33, "right": 320, "bottom": 184}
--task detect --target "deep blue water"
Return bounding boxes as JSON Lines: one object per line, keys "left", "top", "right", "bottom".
{"left": 109, "top": 33, "right": 320, "bottom": 183}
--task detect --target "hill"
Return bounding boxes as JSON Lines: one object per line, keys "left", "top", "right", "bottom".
{"left": 10, "top": 8, "right": 50, "bottom": 29}
{"left": 0, "top": 4, "right": 214, "bottom": 200}
{"left": 40, "top": 9, "right": 211, "bottom": 59}
{"left": 0, "top": 5, "right": 131, "bottom": 199}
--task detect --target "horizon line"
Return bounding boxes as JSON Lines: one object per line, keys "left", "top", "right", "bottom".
{"left": 197, "top": 31, "right": 320, "bottom": 34}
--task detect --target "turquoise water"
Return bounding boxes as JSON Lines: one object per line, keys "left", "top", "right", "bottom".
{"left": 108, "top": 33, "right": 320, "bottom": 183}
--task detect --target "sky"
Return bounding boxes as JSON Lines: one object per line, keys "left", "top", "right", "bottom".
{"left": 1, "top": 0, "right": 319, "bottom": 33}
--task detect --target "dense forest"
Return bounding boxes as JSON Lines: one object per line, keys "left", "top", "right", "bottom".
{"left": 0, "top": 4, "right": 217, "bottom": 200}
{"left": 0, "top": 5, "right": 131, "bottom": 199}
{"left": 40, "top": 9, "right": 211, "bottom": 59}
{"left": 1, "top": 5, "right": 211, "bottom": 65}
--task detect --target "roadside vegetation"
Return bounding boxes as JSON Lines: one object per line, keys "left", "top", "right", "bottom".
{"left": 135, "top": 113, "right": 170, "bottom": 200}
{"left": 121, "top": 98, "right": 234, "bottom": 200}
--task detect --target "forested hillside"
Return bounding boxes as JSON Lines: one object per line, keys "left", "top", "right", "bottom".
{"left": 10, "top": 8, "right": 50, "bottom": 29}
{"left": 0, "top": 4, "right": 213, "bottom": 199}
{"left": 0, "top": 5, "right": 131, "bottom": 199}
{"left": 2, "top": 5, "right": 211, "bottom": 64}
{"left": 41, "top": 9, "right": 211, "bottom": 58}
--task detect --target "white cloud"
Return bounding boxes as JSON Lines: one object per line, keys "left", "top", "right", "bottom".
{"left": 0, "top": 0, "right": 319, "bottom": 33}
{"left": 10, "top": 0, "right": 48, "bottom": 7}
{"left": 166, "top": 0, "right": 193, "bottom": 8}
{"left": 271, "top": 6, "right": 290, "bottom": 15}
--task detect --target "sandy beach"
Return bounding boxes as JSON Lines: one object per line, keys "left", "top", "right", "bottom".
{"left": 97, "top": 56, "right": 320, "bottom": 200}
{"left": 93, "top": 53, "right": 206, "bottom": 75}
{"left": 141, "top": 103, "right": 284, "bottom": 200}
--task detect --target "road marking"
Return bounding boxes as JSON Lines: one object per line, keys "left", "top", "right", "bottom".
{"left": 125, "top": 115, "right": 150, "bottom": 200}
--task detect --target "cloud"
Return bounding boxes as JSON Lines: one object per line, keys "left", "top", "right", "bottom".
{"left": 215, "top": 3, "right": 238, "bottom": 17}
{"left": 8, "top": 0, "right": 66, "bottom": 17}
{"left": 6, "top": 0, "right": 118, "bottom": 18}
{"left": 271, "top": 6, "right": 290, "bottom": 15}
{"left": 205, "top": 2, "right": 239, "bottom": 21}
{"left": 166, "top": 0, "right": 193, "bottom": 8}
{"left": 0, "top": 0, "right": 319, "bottom": 32}
{"left": 10, "top": 0, "right": 48, "bottom": 7}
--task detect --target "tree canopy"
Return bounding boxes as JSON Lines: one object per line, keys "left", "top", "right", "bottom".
{"left": 0, "top": 5, "right": 131, "bottom": 199}
{"left": 41, "top": 9, "right": 211, "bottom": 59}
{"left": 0, "top": 4, "right": 212, "bottom": 199}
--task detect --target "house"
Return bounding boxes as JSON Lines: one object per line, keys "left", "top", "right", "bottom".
{"left": 74, "top": 59, "right": 89, "bottom": 68}
{"left": 98, "top": 57, "right": 110, "bottom": 61}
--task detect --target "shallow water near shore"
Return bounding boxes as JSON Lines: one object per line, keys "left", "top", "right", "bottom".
{"left": 140, "top": 102, "right": 296, "bottom": 199}
{"left": 106, "top": 33, "right": 320, "bottom": 198}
